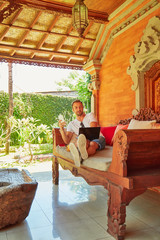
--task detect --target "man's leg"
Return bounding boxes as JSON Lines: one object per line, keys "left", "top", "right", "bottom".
{"left": 69, "top": 143, "right": 81, "bottom": 167}
{"left": 87, "top": 141, "right": 99, "bottom": 156}
{"left": 88, "top": 136, "right": 106, "bottom": 156}
{"left": 77, "top": 134, "right": 99, "bottom": 159}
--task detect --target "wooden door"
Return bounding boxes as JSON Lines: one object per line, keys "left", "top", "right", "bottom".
{"left": 145, "top": 61, "right": 160, "bottom": 112}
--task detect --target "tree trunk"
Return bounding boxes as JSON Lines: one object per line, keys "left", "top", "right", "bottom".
{"left": 28, "top": 142, "right": 33, "bottom": 161}
{"left": 5, "top": 62, "right": 13, "bottom": 154}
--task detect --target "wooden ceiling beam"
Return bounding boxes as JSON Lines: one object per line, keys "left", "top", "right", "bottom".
{"left": 0, "top": 43, "right": 88, "bottom": 60}
{"left": 0, "top": 7, "right": 23, "bottom": 42}
{"left": 30, "top": 14, "right": 59, "bottom": 59}
{"left": 0, "top": 22, "right": 95, "bottom": 41}
{"left": 10, "top": 30, "right": 29, "bottom": 56}
{"left": 48, "top": 14, "right": 60, "bottom": 31}
{"left": 73, "top": 21, "right": 93, "bottom": 53}
{"left": 17, "top": 0, "right": 108, "bottom": 23}
{"left": 0, "top": 54, "right": 83, "bottom": 69}
{"left": 30, "top": 10, "right": 42, "bottom": 28}
{"left": 67, "top": 21, "right": 93, "bottom": 63}
{"left": 9, "top": 7, "right": 23, "bottom": 24}
{"left": 16, "top": 11, "right": 42, "bottom": 46}
{"left": 0, "top": 27, "right": 10, "bottom": 41}
{"left": 11, "top": 10, "right": 42, "bottom": 56}
{"left": 30, "top": 33, "right": 49, "bottom": 58}
{"left": 55, "top": 25, "right": 73, "bottom": 52}
{"left": 51, "top": 24, "right": 73, "bottom": 61}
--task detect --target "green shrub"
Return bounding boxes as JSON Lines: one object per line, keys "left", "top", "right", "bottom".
{"left": 0, "top": 93, "right": 75, "bottom": 146}
{"left": 0, "top": 92, "right": 9, "bottom": 122}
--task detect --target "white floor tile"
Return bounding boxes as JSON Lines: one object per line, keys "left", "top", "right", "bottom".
{"left": 7, "top": 229, "right": 33, "bottom": 240}
{"left": 54, "top": 218, "right": 110, "bottom": 240}
{"left": 1, "top": 162, "right": 160, "bottom": 240}
{"left": 129, "top": 206, "right": 160, "bottom": 227}
{"left": 26, "top": 210, "right": 52, "bottom": 229}
{"left": 125, "top": 228, "right": 160, "bottom": 240}
{"left": 0, "top": 233, "right": 7, "bottom": 240}
{"left": 44, "top": 205, "right": 90, "bottom": 224}
{"left": 4, "top": 221, "right": 31, "bottom": 234}
{"left": 94, "top": 215, "right": 108, "bottom": 229}
{"left": 79, "top": 200, "right": 108, "bottom": 218}
{"left": 30, "top": 225, "right": 61, "bottom": 240}
{"left": 126, "top": 214, "right": 151, "bottom": 231}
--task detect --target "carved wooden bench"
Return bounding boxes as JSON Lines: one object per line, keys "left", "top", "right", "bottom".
{"left": 52, "top": 108, "right": 160, "bottom": 240}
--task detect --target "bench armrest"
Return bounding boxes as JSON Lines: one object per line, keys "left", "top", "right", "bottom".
{"left": 52, "top": 128, "right": 66, "bottom": 151}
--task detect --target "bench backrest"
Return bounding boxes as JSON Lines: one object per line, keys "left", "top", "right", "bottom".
{"left": 109, "top": 108, "right": 160, "bottom": 177}
{"left": 125, "top": 129, "right": 160, "bottom": 175}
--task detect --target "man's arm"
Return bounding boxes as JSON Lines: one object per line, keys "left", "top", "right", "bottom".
{"left": 60, "top": 129, "right": 73, "bottom": 145}
{"left": 90, "top": 121, "right": 98, "bottom": 127}
{"left": 59, "top": 120, "right": 73, "bottom": 144}
{"left": 88, "top": 112, "right": 98, "bottom": 127}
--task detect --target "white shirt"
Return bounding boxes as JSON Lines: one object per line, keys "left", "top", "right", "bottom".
{"left": 67, "top": 112, "right": 97, "bottom": 135}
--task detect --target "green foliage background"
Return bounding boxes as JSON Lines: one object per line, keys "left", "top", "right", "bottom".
{"left": 0, "top": 92, "right": 9, "bottom": 122}
{"left": 0, "top": 92, "right": 75, "bottom": 127}
{"left": 56, "top": 71, "right": 92, "bottom": 112}
{"left": 24, "top": 94, "right": 75, "bottom": 126}
{"left": 0, "top": 71, "right": 91, "bottom": 147}
{"left": 0, "top": 92, "right": 75, "bottom": 146}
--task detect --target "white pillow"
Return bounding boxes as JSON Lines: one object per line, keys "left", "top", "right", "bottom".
{"left": 128, "top": 119, "right": 156, "bottom": 129}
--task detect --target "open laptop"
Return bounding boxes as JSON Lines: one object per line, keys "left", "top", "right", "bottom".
{"left": 79, "top": 127, "right": 100, "bottom": 141}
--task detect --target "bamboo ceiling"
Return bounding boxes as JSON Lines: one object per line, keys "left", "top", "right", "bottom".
{"left": 0, "top": 0, "right": 126, "bottom": 69}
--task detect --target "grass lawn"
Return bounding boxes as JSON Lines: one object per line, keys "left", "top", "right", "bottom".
{"left": 0, "top": 143, "right": 53, "bottom": 168}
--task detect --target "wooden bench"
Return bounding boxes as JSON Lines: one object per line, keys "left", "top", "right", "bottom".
{"left": 52, "top": 108, "right": 160, "bottom": 240}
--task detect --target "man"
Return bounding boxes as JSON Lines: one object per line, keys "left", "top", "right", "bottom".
{"left": 58, "top": 100, "right": 106, "bottom": 167}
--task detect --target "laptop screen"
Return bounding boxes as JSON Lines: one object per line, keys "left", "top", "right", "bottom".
{"left": 79, "top": 127, "right": 100, "bottom": 141}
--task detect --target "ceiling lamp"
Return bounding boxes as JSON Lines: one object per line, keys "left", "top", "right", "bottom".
{"left": 72, "top": 0, "right": 88, "bottom": 37}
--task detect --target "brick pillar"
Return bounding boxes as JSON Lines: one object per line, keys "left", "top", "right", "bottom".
{"left": 83, "top": 60, "right": 101, "bottom": 121}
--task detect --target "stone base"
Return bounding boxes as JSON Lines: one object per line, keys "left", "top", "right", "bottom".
{"left": 0, "top": 168, "right": 38, "bottom": 229}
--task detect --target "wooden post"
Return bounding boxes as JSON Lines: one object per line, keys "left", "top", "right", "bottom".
{"left": 5, "top": 62, "right": 13, "bottom": 154}
{"left": 52, "top": 156, "right": 59, "bottom": 185}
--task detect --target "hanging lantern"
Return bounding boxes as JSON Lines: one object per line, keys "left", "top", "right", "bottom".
{"left": 72, "top": 0, "right": 88, "bottom": 37}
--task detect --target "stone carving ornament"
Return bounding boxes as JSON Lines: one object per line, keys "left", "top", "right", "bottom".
{"left": 127, "top": 16, "right": 160, "bottom": 110}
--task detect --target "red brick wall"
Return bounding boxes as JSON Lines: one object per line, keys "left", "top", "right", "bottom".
{"left": 99, "top": 10, "right": 160, "bottom": 126}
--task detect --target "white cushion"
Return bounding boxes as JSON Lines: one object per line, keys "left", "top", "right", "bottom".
{"left": 83, "top": 146, "right": 112, "bottom": 171}
{"left": 55, "top": 145, "right": 112, "bottom": 171}
{"left": 128, "top": 119, "right": 156, "bottom": 129}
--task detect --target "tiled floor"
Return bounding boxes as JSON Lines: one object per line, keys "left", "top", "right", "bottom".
{"left": 1, "top": 161, "right": 160, "bottom": 240}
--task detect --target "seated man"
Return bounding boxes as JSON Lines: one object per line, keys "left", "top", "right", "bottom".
{"left": 58, "top": 99, "right": 106, "bottom": 167}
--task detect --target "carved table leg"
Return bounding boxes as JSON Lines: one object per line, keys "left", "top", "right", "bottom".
{"left": 52, "top": 156, "right": 59, "bottom": 185}
{"left": 107, "top": 183, "right": 127, "bottom": 240}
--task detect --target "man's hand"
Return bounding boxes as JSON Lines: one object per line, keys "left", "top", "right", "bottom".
{"left": 58, "top": 120, "right": 66, "bottom": 129}
{"left": 58, "top": 120, "right": 72, "bottom": 145}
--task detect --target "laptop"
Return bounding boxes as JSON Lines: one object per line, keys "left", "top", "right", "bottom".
{"left": 79, "top": 127, "right": 100, "bottom": 141}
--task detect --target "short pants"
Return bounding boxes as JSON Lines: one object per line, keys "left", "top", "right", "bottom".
{"left": 92, "top": 136, "right": 106, "bottom": 150}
